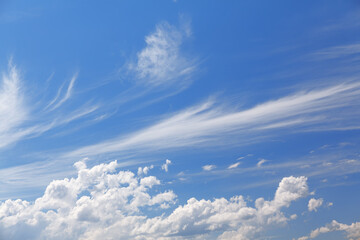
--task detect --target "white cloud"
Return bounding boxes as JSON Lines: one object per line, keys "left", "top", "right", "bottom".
{"left": 67, "top": 81, "right": 360, "bottom": 159}
{"left": 310, "top": 43, "right": 360, "bottom": 61}
{"left": 128, "top": 20, "right": 196, "bottom": 87}
{"left": 138, "top": 165, "right": 154, "bottom": 175}
{"left": 45, "top": 72, "right": 78, "bottom": 111}
{"left": 161, "top": 159, "right": 172, "bottom": 172}
{"left": 308, "top": 198, "right": 323, "bottom": 212}
{"left": 202, "top": 164, "right": 216, "bottom": 171}
{"left": 298, "top": 220, "right": 360, "bottom": 239}
{"left": 0, "top": 61, "right": 29, "bottom": 149}
{"left": 0, "top": 61, "right": 99, "bottom": 151}
{"left": 257, "top": 159, "right": 268, "bottom": 168}
{"left": 0, "top": 161, "right": 309, "bottom": 240}
{"left": 228, "top": 162, "right": 241, "bottom": 169}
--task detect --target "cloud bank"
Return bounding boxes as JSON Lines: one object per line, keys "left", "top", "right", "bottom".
{"left": 0, "top": 161, "right": 310, "bottom": 240}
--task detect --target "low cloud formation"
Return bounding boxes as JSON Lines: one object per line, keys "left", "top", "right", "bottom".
{"left": 161, "top": 159, "right": 172, "bottom": 172}
{"left": 0, "top": 161, "right": 309, "bottom": 240}
{"left": 308, "top": 198, "right": 323, "bottom": 212}
{"left": 297, "top": 220, "right": 360, "bottom": 240}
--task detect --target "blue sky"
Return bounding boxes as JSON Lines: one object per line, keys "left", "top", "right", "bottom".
{"left": 1, "top": 1, "right": 360, "bottom": 239}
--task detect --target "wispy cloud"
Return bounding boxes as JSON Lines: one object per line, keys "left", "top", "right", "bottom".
{"left": 257, "top": 159, "right": 268, "bottom": 168}
{"left": 0, "top": 61, "right": 28, "bottom": 148}
{"left": 228, "top": 162, "right": 241, "bottom": 169}
{"left": 127, "top": 20, "right": 197, "bottom": 88}
{"left": 66, "top": 81, "right": 360, "bottom": 158}
{"left": 45, "top": 72, "right": 78, "bottom": 111}
{"left": 0, "top": 62, "right": 98, "bottom": 151}
{"left": 202, "top": 164, "right": 216, "bottom": 171}
{"left": 309, "top": 43, "right": 360, "bottom": 61}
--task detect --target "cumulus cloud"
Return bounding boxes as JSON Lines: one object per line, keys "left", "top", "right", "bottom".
{"left": 308, "top": 198, "right": 323, "bottom": 212}
{"left": 138, "top": 165, "right": 154, "bottom": 175}
{"left": 0, "top": 161, "right": 309, "bottom": 240}
{"left": 161, "top": 159, "right": 172, "bottom": 172}
{"left": 298, "top": 220, "right": 360, "bottom": 239}
{"left": 128, "top": 20, "right": 196, "bottom": 87}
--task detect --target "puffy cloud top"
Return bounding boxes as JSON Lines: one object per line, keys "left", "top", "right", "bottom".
{"left": 0, "top": 162, "right": 310, "bottom": 240}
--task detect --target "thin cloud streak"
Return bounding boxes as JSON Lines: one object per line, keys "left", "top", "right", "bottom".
{"left": 46, "top": 72, "right": 78, "bottom": 111}
{"left": 66, "top": 81, "right": 360, "bottom": 158}
{"left": 0, "top": 63, "right": 98, "bottom": 150}
{"left": 0, "top": 61, "right": 28, "bottom": 148}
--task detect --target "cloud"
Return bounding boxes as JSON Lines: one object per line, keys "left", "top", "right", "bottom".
{"left": 308, "top": 198, "right": 323, "bottom": 212}
{"left": 161, "top": 159, "right": 172, "bottom": 172}
{"left": 0, "top": 61, "right": 29, "bottom": 149}
{"left": 257, "top": 159, "right": 268, "bottom": 168}
{"left": 127, "top": 20, "right": 196, "bottom": 88}
{"left": 309, "top": 43, "right": 360, "bottom": 61}
{"left": 138, "top": 165, "right": 154, "bottom": 175}
{"left": 66, "top": 81, "right": 360, "bottom": 159}
{"left": 0, "top": 61, "right": 99, "bottom": 151}
{"left": 0, "top": 160, "right": 309, "bottom": 240}
{"left": 228, "top": 162, "right": 241, "bottom": 169}
{"left": 45, "top": 72, "right": 78, "bottom": 111}
{"left": 298, "top": 220, "right": 360, "bottom": 240}
{"left": 202, "top": 164, "right": 216, "bottom": 171}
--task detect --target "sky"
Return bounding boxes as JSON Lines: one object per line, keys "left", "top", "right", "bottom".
{"left": 0, "top": 0, "right": 360, "bottom": 239}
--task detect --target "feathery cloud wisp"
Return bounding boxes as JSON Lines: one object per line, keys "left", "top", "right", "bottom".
{"left": 128, "top": 21, "right": 196, "bottom": 88}
{"left": 228, "top": 162, "right": 241, "bottom": 169}
{"left": 0, "top": 62, "right": 28, "bottom": 149}
{"left": 67, "top": 81, "right": 360, "bottom": 159}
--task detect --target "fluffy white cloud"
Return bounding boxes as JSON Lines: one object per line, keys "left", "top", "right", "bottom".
{"left": 298, "top": 220, "right": 360, "bottom": 239}
{"left": 138, "top": 165, "right": 154, "bottom": 175}
{"left": 161, "top": 159, "right": 172, "bottom": 172}
{"left": 308, "top": 198, "right": 323, "bottom": 212}
{"left": 0, "top": 161, "right": 309, "bottom": 240}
